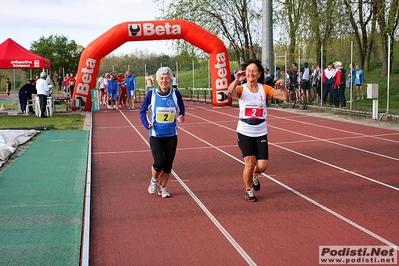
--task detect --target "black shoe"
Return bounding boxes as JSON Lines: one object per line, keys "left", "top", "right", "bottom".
{"left": 245, "top": 189, "right": 257, "bottom": 202}
{"left": 252, "top": 176, "right": 261, "bottom": 191}
{"left": 41, "top": 115, "right": 47, "bottom": 118}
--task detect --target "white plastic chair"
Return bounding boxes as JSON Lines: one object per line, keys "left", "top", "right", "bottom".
{"left": 11, "top": 95, "right": 21, "bottom": 113}
{"left": 35, "top": 96, "right": 53, "bottom": 117}
{"left": 25, "top": 99, "right": 34, "bottom": 114}
{"left": 46, "top": 97, "right": 54, "bottom": 116}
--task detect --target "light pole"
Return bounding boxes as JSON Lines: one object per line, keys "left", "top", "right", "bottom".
{"left": 262, "top": 0, "right": 274, "bottom": 72}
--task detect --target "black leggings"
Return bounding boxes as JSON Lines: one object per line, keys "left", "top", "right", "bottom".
{"left": 150, "top": 136, "right": 178, "bottom": 174}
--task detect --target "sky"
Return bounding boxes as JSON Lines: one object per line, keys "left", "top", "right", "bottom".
{"left": 0, "top": 0, "right": 173, "bottom": 56}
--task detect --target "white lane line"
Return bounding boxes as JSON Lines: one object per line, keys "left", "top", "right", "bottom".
{"left": 193, "top": 105, "right": 399, "bottom": 160}
{"left": 269, "top": 141, "right": 399, "bottom": 191}
{"left": 268, "top": 113, "right": 399, "bottom": 144}
{"left": 268, "top": 124, "right": 399, "bottom": 161}
{"left": 119, "top": 111, "right": 257, "bottom": 266}
{"left": 187, "top": 111, "right": 399, "bottom": 191}
{"left": 171, "top": 169, "right": 257, "bottom": 266}
{"left": 179, "top": 116, "right": 399, "bottom": 251}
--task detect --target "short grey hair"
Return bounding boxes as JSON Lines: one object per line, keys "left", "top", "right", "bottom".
{"left": 40, "top": 71, "right": 47, "bottom": 79}
{"left": 156, "top": 67, "right": 173, "bottom": 81}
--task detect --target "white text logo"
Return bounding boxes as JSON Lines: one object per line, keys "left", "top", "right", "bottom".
{"left": 75, "top": 58, "right": 97, "bottom": 103}
{"left": 129, "top": 23, "right": 182, "bottom": 37}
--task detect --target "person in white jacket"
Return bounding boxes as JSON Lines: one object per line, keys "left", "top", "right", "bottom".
{"left": 36, "top": 72, "right": 51, "bottom": 118}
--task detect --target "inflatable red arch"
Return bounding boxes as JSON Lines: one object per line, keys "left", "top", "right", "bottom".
{"left": 72, "top": 19, "right": 231, "bottom": 111}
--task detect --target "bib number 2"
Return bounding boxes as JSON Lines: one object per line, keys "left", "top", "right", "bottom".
{"left": 156, "top": 107, "right": 176, "bottom": 123}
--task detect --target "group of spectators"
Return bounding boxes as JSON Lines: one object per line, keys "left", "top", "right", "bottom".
{"left": 283, "top": 61, "right": 365, "bottom": 108}
{"left": 18, "top": 71, "right": 54, "bottom": 117}
{"left": 97, "top": 71, "right": 139, "bottom": 110}
{"left": 61, "top": 73, "right": 77, "bottom": 97}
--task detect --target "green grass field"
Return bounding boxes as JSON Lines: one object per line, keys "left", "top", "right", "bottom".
{"left": 0, "top": 98, "right": 85, "bottom": 130}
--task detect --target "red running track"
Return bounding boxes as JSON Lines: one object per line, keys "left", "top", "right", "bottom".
{"left": 90, "top": 102, "right": 399, "bottom": 266}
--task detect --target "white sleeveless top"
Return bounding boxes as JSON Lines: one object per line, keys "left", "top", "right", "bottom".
{"left": 237, "top": 83, "right": 268, "bottom": 137}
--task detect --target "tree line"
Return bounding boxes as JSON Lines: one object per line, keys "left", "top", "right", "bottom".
{"left": 3, "top": 0, "right": 397, "bottom": 90}
{"left": 156, "top": 0, "right": 398, "bottom": 76}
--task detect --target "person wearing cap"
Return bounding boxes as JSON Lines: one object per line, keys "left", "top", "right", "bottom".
{"left": 36, "top": 72, "right": 51, "bottom": 118}
{"left": 333, "top": 62, "right": 346, "bottom": 107}
{"left": 140, "top": 66, "right": 185, "bottom": 198}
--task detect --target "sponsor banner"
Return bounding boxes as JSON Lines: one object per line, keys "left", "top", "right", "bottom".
{"left": 91, "top": 89, "right": 100, "bottom": 112}
{"left": 72, "top": 20, "right": 231, "bottom": 110}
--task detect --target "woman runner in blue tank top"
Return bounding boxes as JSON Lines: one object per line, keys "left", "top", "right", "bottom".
{"left": 139, "top": 67, "right": 185, "bottom": 198}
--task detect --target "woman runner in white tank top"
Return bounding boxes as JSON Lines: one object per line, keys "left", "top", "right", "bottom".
{"left": 228, "top": 59, "right": 289, "bottom": 202}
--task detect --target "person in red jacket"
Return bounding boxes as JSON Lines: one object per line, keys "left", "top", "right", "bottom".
{"left": 333, "top": 62, "right": 346, "bottom": 107}
{"left": 117, "top": 73, "right": 126, "bottom": 107}
{"left": 333, "top": 62, "right": 342, "bottom": 107}
{"left": 66, "top": 73, "right": 76, "bottom": 96}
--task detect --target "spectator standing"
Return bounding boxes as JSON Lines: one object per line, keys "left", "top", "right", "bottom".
{"left": 172, "top": 74, "right": 178, "bottom": 89}
{"left": 290, "top": 63, "right": 299, "bottom": 92}
{"left": 228, "top": 59, "right": 289, "bottom": 202}
{"left": 104, "top": 73, "right": 110, "bottom": 107}
{"left": 355, "top": 65, "right": 365, "bottom": 101}
{"left": 67, "top": 73, "right": 76, "bottom": 96}
{"left": 62, "top": 76, "right": 69, "bottom": 94}
{"left": 97, "top": 73, "right": 105, "bottom": 105}
{"left": 117, "top": 73, "right": 126, "bottom": 107}
{"left": 6, "top": 77, "right": 11, "bottom": 97}
{"left": 36, "top": 72, "right": 51, "bottom": 118}
{"left": 322, "top": 62, "right": 336, "bottom": 105}
{"left": 145, "top": 72, "right": 154, "bottom": 92}
{"left": 334, "top": 62, "right": 346, "bottom": 107}
{"left": 332, "top": 62, "right": 342, "bottom": 107}
{"left": 120, "top": 71, "right": 136, "bottom": 110}
{"left": 264, "top": 68, "right": 274, "bottom": 106}
{"left": 274, "top": 67, "right": 281, "bottom": 81}
{"left": 140, "top": 67, "right": 185, "bottom": 198}
{"left": 57, "top": 76, "right": 62, "bottom": 91}
{"left": 300, "top": 62, "right": 311, "bottom": 103}
{"left": 107, "top": 73, "right": 120, "bottom": 110}
{"left": 46, "top": 75, "right": 51, "bottom": 87}
{"left": 231, "top": 69, "right": 237, "bottom": 82}
{"left": 311, "top": 65, "right": 321, "bottom": 103}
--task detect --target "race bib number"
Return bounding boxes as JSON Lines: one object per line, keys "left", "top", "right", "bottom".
{"left": 155, "top": 107, "right": 176, "bottom": 123}
{"left": 244, "top": 103, "right": 263, "bottom": 118}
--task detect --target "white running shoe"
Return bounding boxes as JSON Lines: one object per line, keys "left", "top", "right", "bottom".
{"left": 148, "top": 181, "right": 157, "bottom": 194}
{"left": 158, "top": 187, "right": 170, "bottom": 198}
